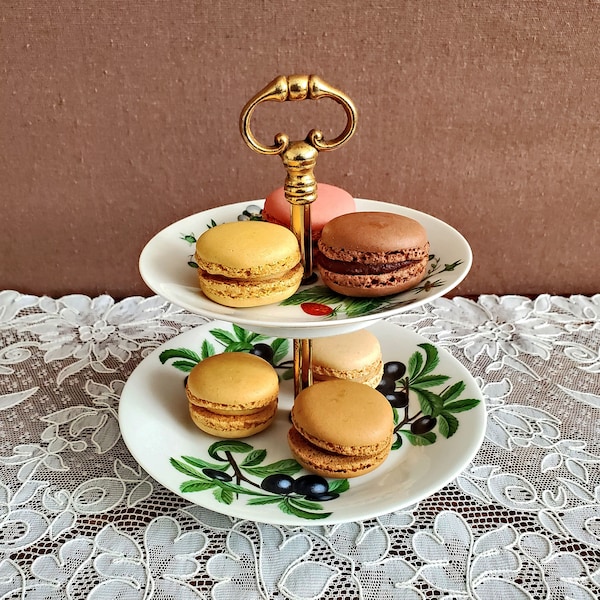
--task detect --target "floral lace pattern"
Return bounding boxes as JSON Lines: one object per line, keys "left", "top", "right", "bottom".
{"left": 0, "top": 291, "right": 599, "bottom": 598}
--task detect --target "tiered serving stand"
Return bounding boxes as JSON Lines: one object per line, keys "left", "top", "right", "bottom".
{"left": 119, "top": 76, "right": 486, "bottom": 525}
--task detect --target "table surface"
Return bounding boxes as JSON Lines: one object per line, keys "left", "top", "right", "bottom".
{"left": 1, "top": 290, "right": 599, "bottom": 599}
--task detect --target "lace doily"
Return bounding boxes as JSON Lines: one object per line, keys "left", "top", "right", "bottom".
{"left": 1, "top": 291, "right": 599, "bottom": 599}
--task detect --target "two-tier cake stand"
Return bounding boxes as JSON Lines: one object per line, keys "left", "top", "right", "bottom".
{"left": 119, "top": 76, "right": 486, "bottom": 525}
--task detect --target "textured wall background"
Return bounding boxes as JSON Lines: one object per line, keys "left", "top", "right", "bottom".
{"left": 1, "top": 1, "right": 598, "bottom": 298}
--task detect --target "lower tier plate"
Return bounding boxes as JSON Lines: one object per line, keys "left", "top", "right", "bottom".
{"left": 119, "top": 320, "right": 486, "bottom": 525}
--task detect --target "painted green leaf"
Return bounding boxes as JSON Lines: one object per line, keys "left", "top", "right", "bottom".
{"left": 210, "top": 478, "right": 268, "bottom": 497}
{"left": 444, "top": 261, "right": 461, "bottom": 271}
{"left": 247, "top": 496, "right": 283, "bottom": 506}
{"left": 417, "top": 343, "right": 440, "bottom": 377}
{"left": 414, "top": 388, "right": 444, "bottom": 416}
{"left": 213, "top": 486, "right": 234, "bottom": 505}
{"left": 272, "top": 338, "right": 290, "bottom": 364}
{"left": 241, "top": 449, "right": 267, "bottom": 467}
{"left": 407, "top": 351, "right": 424, "bottom": 379}
{"left": 443, "top": 398, "right": 481, "bottom": 413}
{"left": 170, "top": 457, "right": 204, "bottom": 478}
{"left": 411, "top": 374, "right": 451, "bottom": 388}
{"left": 280, "top": 368, "right": 294, "bottom": 380}
{"left": 201, "top": 339, "right": 215, "bottom": 359}
{"left": 438, "top": 412, "right": 460, "bottom": 438}
{"left": 228, "top": 342, "right": 256, "bottom": 352}
{"left": 209, "top": 328, "right": 239, "bottom": 346}
{"left": 342, "top": 297, "right": 389, "bottom": 318}
{"left": 180, "top": 455, "right": 227, "bottom": 471}
{"left": 244, "top": 459, "right": 302, "bottom": 478}
{"left": 208, "top": 440, "right": 253, "bottom": 461}
{"left": 159, "top": 348, "right": 202, "bottom": 365}
{"left": 180, "top": 480, "right": 216, "bottom": 493}
{"left": 400, "top": 430, "right": 437, "bottom": 446}
{"left": 391, "top": 435, "right": 403, "bottom": 450}
{"left": 440, "top": 380, "right": 466, "bottom": 402}
{"left": 328, "top": 479, "right": 350, "bottom": 494}
{"left": 288, "top": 497, "right": 325, "bottom": 511}
{"left": 233, "top": 323, "right": 249, "bottom": 342}
{"left": 249, "top": 332, "right": 270, "bottom": 343}
{"left": 280, "top": 498, "right": 331, "bottom": 520}
{"left": 170, "top": 360, "right": 197, "bottom": 372}
{"left": 280, "top": 286, "right": 341, "bottom": 305}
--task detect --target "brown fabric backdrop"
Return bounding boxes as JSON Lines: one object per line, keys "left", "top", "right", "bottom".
{"left": 1, "top": 1, "right": 599, "bottom": 298}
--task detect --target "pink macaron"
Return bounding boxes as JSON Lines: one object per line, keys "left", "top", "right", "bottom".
{"left": 263, "top": 183, "right": 356, "bottom": 241}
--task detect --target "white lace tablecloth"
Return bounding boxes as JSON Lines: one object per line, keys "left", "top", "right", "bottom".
{"left": 1, "top": 290, "right": 599, "bottom": 599}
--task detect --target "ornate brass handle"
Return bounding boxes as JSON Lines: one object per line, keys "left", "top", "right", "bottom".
{"left": 240, "top": 74, "right": 357, "bottom": 155}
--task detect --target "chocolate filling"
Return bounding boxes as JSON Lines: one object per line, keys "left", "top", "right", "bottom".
{"left": 317, "top": 255, "right": 418, "bottom": 276}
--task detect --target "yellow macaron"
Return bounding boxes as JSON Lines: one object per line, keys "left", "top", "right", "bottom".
{"left": 311, "top": 329, "right": 383, "bottom": 388}
{"left": 186, "top": 352, "right": 279, "bottom": 438}
{"left": 194, "top": 220, "right": 303, "bottom": 307}
{"left": 288, "top": 380, "right": 394, "bottom": 478}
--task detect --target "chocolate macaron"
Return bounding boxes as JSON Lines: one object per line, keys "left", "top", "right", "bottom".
{"left": 288, "top": 380, "right": 394, "bottom": 478}
{"left": 317, "top": 212, "right": 430, "bottom": 297}
{"left": 311, "top": 329, "right": 383, "bottom": 388}
{"left": 195, "top": 220, "right": 303, "bottom": 307}
{"left": 186, "top": 352, "right": 279, "bottom": 438}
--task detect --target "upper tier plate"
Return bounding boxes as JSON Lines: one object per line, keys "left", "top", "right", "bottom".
{"left": 139, "top": 199, "right": 472, "bottom": 338}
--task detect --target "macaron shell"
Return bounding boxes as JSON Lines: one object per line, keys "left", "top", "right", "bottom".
{"left": 186, "top": 353, "right": 279, "bottom": 411}
{"left": 287, "top": 427, "right": 392, "bottom": 479}
{"left": 318, "top": 212, "right": 428, "bottom": 257}
{"left": 189, "top": 400, "right": 277, "bottom": 438}
{"left": 312, "top": 329, "right": 384, "bottom": 387}
{"left": 291, "top": 380, "right": 394, "bottom": 456}
{"left": 263, "top": 183, "right": 356, "bottom": 233}
{"left": 195, "top": 221, "right": 301, "bottom": 278}
{"left": 197, "top": 261, "right": 303, "bottom": 307}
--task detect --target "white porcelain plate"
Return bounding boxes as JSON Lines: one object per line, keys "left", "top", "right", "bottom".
{"left": 119, "top": 320, "right": 486, "bottom": 526}
{"left": 139, "top": 199, "right": 472, "bottom": 338}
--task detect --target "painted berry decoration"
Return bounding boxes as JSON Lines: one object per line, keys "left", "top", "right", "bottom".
{"left": 383, "top": 361, "right": 406, "bottom": 379}
{"left": 293, "top": 475, "right": 328, "bottom": 496}
{"left": 249, "top": 343, "right": 275, "bottom": 363}
{"left": 385, "top": 390, "right": 409, "bottom": 408}
{"left": 301, "top": 302, "right": 335, "bottom": 316}
{"left": 202, "top": 468, "right": 233, "bottom": 482}
{"left": 171, "top": 439, "right": 349, "bottom": 520}
{"left": 261, "top": 474, "right": 295, "bottom": 495}
{"left": 411, "top": 415, "right": 438, "bottom": 435}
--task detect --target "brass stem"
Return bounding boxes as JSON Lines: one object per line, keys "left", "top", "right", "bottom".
{"left": 293, "top": 339, "right": 313, "bottom": 397}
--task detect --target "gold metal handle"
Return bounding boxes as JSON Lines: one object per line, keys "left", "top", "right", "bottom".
{"left": 240, "top": 74, "right": 357, "bottom": 155}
